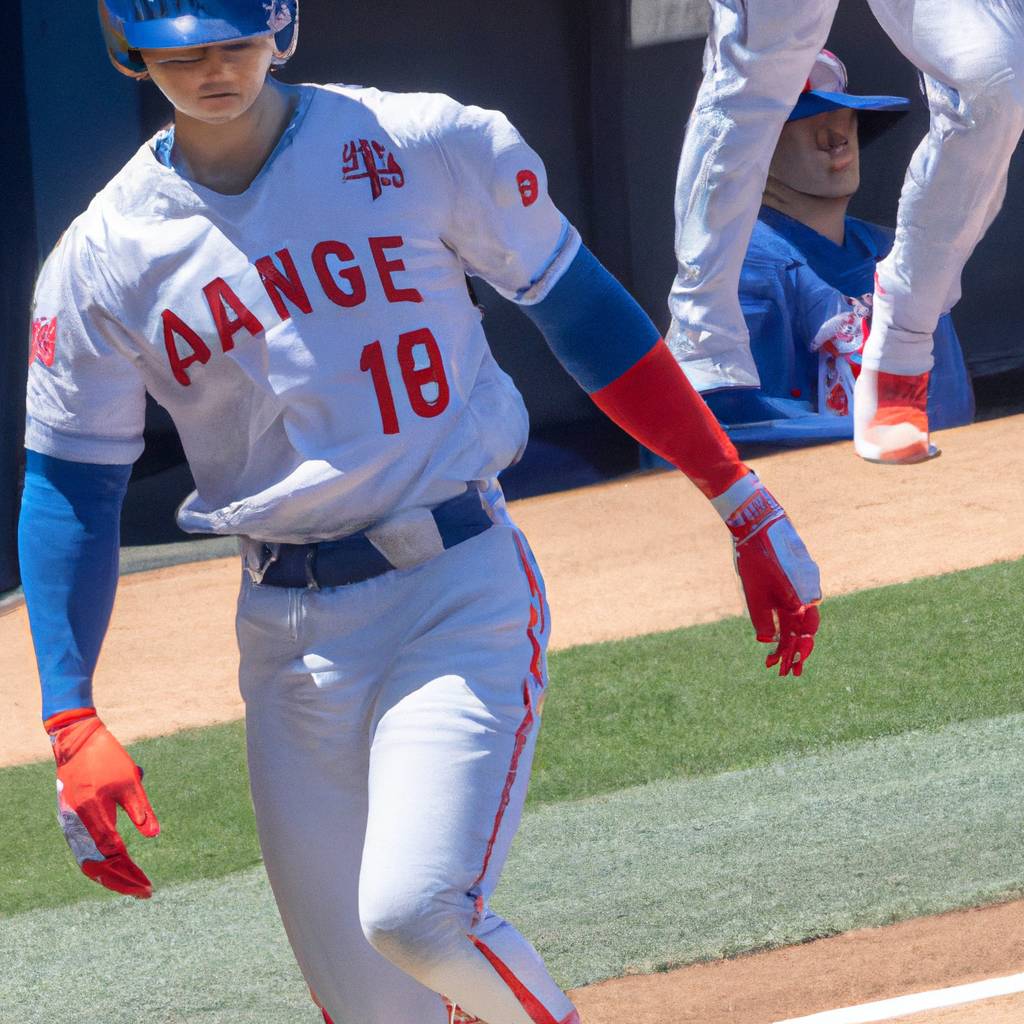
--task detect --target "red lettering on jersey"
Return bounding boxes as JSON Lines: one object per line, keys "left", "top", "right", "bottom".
{"left": 342, "top": 139, "right": 405, "bottom": 201}
{"left": 29, "top": 316, "right": 57, "bottom": 367}
{"left": 255, "top": 248, "right": 313, "bottom": 319}
{"left": 368, "top": 236, "right": 423, "bottom": 304}
{"left": 360, "top": 341, "right": 400, "bottom": 434}
{"left": 203, "top": 278, "right": 264, "bottom": 352}
{"left": 312, "top": 241, "right": 367, "bottom": 308}
{"left": 162, "top": 309, "right": 211, "bottom": 386}
{"left": 517, "top": 170, "right": 539, "bottom": 207}
{"left": 397, "top": 328, "right": 450, "bottom": 418}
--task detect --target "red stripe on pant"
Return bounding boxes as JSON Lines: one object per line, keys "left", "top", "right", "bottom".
{"left": 470, "top": 681, "right": 534, "bottom": 896}
{"left": 512, "top": 532, "right": 546, "bottom": 685}
{"left": 470, "top": 936, "right": 580, "bottom": 1024}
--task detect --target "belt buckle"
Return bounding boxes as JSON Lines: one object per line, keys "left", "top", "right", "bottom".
{"left": 245, "top": 541, "right": 281, "bottom": 585}
{"left": 304, "top": 545, "right": 321, "bottom": 591}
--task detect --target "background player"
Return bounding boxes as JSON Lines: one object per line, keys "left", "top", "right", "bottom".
{"left": 669, "top": 0, "right": 1024, "bottom": 464}
{"left": 20, "top": 2, "right": 821, "bottom": 1022}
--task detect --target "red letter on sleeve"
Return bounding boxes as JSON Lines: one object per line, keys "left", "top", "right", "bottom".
{"left": 312, "top": 241, "right": 368, "bottom": 308}
{"left": 202, "top": 277, "right": 265, "bottom": 352}
{"left": 368, "top": 236, "right": 423, "bottom": 304}
{"left": 162, "top": 309, "right": 211, "bottom": 386}
{"left": 255, "top": 248, "right": 313, "bottom": 319}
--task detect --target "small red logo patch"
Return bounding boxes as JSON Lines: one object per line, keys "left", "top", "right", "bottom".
{"left": 30, "top": 316, "right": 57, "bottom": 367}
{"left": 517, "top": 170, "right": 539, "bottom": 207}
{"left": 342, "top": 139, "right": 405, "bottom": 201}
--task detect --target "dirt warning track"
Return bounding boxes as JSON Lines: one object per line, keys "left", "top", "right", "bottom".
{"left": 569, "top": 899, "right": 1024, "bottom": 1024}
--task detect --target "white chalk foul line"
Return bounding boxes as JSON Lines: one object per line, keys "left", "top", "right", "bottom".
{"left": 774, "top": 971, "right": 1024, "bottom": 1024}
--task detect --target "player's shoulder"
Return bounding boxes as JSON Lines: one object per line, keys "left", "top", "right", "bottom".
{"left": 35, "top": 143, "right": 176, "bottom": 301}
{"left": 314, "top": 82, "right": 523, "bottom": 154}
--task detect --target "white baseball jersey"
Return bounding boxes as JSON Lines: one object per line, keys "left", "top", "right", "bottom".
{"left": 26, "top": 83, "right": 581, "bottom": 543}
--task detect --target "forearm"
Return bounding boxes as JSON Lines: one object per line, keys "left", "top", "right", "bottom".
{"left": 521, "top": 244, "right": 746, "bottom": 498}
{"left": 18, "top": 451, "right": 130, "bottom": 721}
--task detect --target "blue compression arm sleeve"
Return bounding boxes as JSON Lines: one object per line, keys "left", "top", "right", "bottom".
{"left": 18, "top": 451, "right": 130, "bottom": 720}
{"left": 520, "top": 244, "right": 660, "bottom": 394}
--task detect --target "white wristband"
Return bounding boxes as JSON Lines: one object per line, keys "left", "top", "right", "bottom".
{"left": 710, "top": 470, "right": 761, "bottom": 523}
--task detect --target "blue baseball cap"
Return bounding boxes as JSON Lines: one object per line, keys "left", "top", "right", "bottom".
{"left": 788, "top": 50, "right": 909, "bottom": 122}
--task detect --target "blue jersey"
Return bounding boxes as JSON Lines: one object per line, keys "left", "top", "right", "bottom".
{"left": 707, "top": 206, "right": 974, "bottom": 443}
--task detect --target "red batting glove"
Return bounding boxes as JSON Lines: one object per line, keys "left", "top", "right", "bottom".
{"left": 853, "top": 368, "right": 937, "bottom": 464}
{"left": 713, "top": 473, "right": 822, "bottom": 676}
{"left": 45, "top": 709, "right": 160, "bottom": 898}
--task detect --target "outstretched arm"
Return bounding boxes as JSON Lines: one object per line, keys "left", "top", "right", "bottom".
{"left": 521, "top": 244, "right": 821, "bottom": 674}
{"left": 19, "top": 451, "right": 160, "bottom": 897}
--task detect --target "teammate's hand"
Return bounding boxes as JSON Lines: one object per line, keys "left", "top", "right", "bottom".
{"left": 46, "top": 711, "right": 160, "bottom": 898}
{"left": 715, "top": 473, "right": 822, "bottom": 676}
{"left": 853, "top": 367, "right": 937, "bottom": 464}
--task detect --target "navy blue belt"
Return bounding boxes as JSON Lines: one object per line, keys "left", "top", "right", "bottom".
{"left": 254, "top": 490, "right": 493, "bottom": 589}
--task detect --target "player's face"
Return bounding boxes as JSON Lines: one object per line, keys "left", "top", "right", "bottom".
{"left": 141, "top": 36, "right": 276, "bottom": 124}
{"left": 768, "top": 107, "right": 860, "bottom": 200}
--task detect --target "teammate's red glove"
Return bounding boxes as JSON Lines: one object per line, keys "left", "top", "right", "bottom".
{"left": 45, "top": 709, "right": 160, "bottom": 898}
{"left": 713, "top": 473, "right": 822, "bottom": 676}
{"left": 853, "top": 367, "right": 937, "bottom": 464}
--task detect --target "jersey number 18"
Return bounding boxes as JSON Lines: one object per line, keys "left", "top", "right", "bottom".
{"left": 360, "top": 328, "right": 450, "bottom": 434}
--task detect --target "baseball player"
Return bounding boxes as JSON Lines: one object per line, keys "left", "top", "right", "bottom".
{"left": 669, "top": 0, "right": 1024, "bottom": 464}
{"left": 19, "top": 3, "right": 821, "bottom": 1023}
{"left": 702, "top": 50, "right": 974, "bottom": 446}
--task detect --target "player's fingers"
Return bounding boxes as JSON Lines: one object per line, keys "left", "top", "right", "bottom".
{"left": 120, "top": 770, "right": 161, "bottom": 838}
{"left": 82, "top": 851, "right": 154, "bottom": 899}
{"left": 772, "top": 606, "right": 820, "bottom": 676}
{"left": 767, "top": 636, "right": 795, "bottom": 676}
{"left": 788, "top": 634, "right": 816, "bottom": 677}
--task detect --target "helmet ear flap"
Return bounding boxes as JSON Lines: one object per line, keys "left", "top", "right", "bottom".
{"left": 99, "top": 0, "right": 149, "bottom": 79}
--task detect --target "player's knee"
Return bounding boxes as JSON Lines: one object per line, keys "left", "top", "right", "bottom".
{"left": 359, "top": 888, "right": 466, "bottom": 971}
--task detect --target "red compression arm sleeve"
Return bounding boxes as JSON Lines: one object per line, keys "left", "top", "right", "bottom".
{"left": 591, "top": 340, "right": 748, "bottom": 499}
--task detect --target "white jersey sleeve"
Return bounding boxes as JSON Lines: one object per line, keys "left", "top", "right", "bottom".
{"left": 430, "top": 103, "right": 581, "bottom": 306}
{"left": 26, "top": 223, "right": 147, "bottom": 466}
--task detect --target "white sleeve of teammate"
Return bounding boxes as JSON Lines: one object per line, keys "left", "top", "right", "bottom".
{"left": 432, "top": 104, "right": 580, "bottom": 305}
{"left": 26, "top": 227, "right": 147, "bottom": 466}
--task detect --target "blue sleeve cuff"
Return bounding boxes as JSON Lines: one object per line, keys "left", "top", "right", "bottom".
{"left": 519, "top": 244, "right": 660, "bottom": 394}
{"left": 18, "top": 451, "right": 130, "bottom": 720}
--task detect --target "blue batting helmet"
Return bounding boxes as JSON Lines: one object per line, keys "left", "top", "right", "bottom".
{"left": 98, "top": 0, "right": 298, "bottom": 79}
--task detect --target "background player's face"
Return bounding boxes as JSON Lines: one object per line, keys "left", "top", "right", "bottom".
{"left": 768, "top": 107, "right": 860, "bottom": 200}
{"left": 141, "top": 36, "right": 276, "bottom": 124}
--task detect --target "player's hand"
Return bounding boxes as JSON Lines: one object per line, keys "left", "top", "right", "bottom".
{"left": 46, "top": 711, "right": 160, "bottom": 898}
{"left": 853, "top": 367, "right": 938, "bottom": 464}
{"left": 716, "top": 473, "right": 822, "bottom": 676}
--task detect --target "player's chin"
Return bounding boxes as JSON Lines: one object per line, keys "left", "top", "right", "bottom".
{"left": 183, "top": 94, "right": 252, "bottom": 123}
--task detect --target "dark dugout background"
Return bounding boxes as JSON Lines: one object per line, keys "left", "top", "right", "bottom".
{"left": 4, "top": 0, "right": 1024, "bottom": 589}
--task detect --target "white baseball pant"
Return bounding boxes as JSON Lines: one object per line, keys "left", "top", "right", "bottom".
{"left": 237, "top": 518, "right": 578, "bottom": 1024}
{"left": 670, "top": 0, "right": 1024, "bottom": 387}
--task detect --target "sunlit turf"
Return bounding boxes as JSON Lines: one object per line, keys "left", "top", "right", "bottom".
{"left": 0, "top": 722, "right": 260, "bottom": 917}
{"left": 3, "top": 557, "right": 1022, "bottom": 916}
{"left": 531, "top": 557, "right": 1024, "bottom": 802}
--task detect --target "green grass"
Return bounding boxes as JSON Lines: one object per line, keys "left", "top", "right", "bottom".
{"left": 0, "top": 722, "right": 260, "bottom": 917}
{"left": 3, "top": 558, "right": 1023, "bottom": 917}
{"left": 531, "top": 557, "right": 1024, "bottom": 803}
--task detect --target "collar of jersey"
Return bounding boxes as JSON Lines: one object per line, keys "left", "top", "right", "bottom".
{"left": 152, "top": 82, "right": 315, "bottom": 192}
